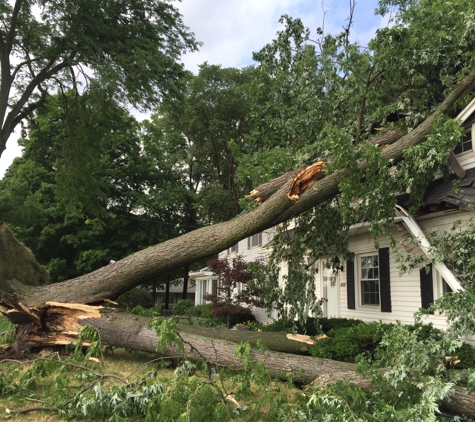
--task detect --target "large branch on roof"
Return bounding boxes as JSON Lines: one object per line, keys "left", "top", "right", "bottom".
{"left": 246, "top": 127, "right": 408, "bottom": 203}
{"left": 261, "top": 68, "right": 475, "bottom": 227}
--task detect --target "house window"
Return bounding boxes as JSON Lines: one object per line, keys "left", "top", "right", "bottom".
{"left": 230, "top": 243, "right": 238, "bottom": 254}
{"left": 453, "top": 128, "right": 473, "bottom": 155}
{"left": 247, "top": 232, "right": 262, "bottom": 249}
{"left": 442, "top": 279, "right": 453, "bottom": 294}
{"left": 360, "top": 255, "right": 380, "bottom": 306}
{"left": 420, "top": 265, "right": 454, "bottom": 310}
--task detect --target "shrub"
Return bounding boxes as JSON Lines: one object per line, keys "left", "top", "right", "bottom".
{"left": 173, "top": 299, "right": 195, "bottom": 316}
{"left": 310, "top": 322, "right": 391, "bottom": 362}
{"left": 128, "top": 305, "right": 160, "bottom": 317}
{"left": 454, "top": 342, "right": 475, "bottom": 369}
{"left": 319, "top": 317, "right": 364, "bottom": 334}
{"left": 117, "top": 288, "right": 154, "bottom": 309}
{"left": 195, "top": 303, "right": 214, "bottom": 319}
{"left": 208, "top": 302, "right": 255, "bottom": 327}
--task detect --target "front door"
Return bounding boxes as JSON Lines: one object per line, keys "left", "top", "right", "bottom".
{"left": 321, "top": 261, "right": 339, "bottom": 317}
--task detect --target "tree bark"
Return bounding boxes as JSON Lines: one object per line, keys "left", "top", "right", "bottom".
{"left": 4, "top": 305, "right": 474, "bottom": 419}
{"left": 75, "top": 311, "right": 475, "bottom": 420}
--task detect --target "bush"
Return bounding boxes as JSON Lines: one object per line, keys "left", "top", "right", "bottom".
{"left": 128, "top": 305, "right": 160, "bottom": 317}
{"left": 319, "top": 317, "right": 365, "bottom": 334}
{"left": 173, "top": 299, "right": 195, "bottom": 315}
{"left": 454, "top": 342, "right": 475, "bottom": 369}
{"left": 195, "top": 303, "right": 214, "bottom": 319}
{"left": 261, "top": 317, "right": 364, "bottom": 335}
{"left": 208, "top": 302, "right": 255, "bottom": 327}
{"left": 310, "top": 322, "right": 391, "bottom": 362}
{"left": 117, "top": 288, "right": 154, "bottom": 309}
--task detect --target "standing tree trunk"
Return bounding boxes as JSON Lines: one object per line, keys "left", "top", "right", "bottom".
{"left": 182, "top": 265, "right": 189, "bottom": 301}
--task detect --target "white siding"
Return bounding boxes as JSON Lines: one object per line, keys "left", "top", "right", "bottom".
{"left": 340, "top": 210, "right": 474, "bottom": 332}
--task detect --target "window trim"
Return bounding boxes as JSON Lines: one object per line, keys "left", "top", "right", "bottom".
{"left": 247, "top": 232, "right": 262, "bottom": 249}
{"left": 453, "top": 124, "right": 474, "bottom": 156}
{"left": 358, "top": 253, "right": 381, "bottom": 308}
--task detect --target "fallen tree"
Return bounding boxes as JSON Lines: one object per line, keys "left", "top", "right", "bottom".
{"left": 4, "top": 305, "right": 474, "bottom": 418}
{"left": 2, "top": 66, "right": 475, "bottom": 309}
{"left": 2, "top": 62, "right": 475, "bottom": 419}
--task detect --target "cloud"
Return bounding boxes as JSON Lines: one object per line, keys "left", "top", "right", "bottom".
{"left": 176, "top": 0, "right": 382, "bottom": 73}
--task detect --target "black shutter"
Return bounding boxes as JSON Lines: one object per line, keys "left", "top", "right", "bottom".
{"left": 379, "top": 247, "right": 391, "bottom": 312}
{"left": 420, "top": 264, "right": 434, "bottom": 311}
{"left": 347, "top": 259, "right": 355, "bottom": 309}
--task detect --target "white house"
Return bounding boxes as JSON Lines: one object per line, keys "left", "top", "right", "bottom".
{"left": 192, "top": 97, "right": 475, "bottom": 329}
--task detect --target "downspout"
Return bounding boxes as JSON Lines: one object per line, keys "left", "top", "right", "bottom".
{"left": 394, "top": 205, "right": 463, "bottom": 292}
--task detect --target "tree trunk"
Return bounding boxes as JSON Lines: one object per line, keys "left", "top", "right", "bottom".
{"left": 71, "top": 311, "right": 475, "bottom": 420}
{"left": 3, "top": 305, "right": 474, "bottom": 418}
{"left": 165, "top": 279, "right": 170, "bottom": 310}
{"left": 182, "top": 265, "right": 189, "bottom": 301}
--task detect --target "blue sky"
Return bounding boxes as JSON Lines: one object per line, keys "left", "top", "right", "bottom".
{"left": 0, "top": 0, "right": 385, "bottom": 177}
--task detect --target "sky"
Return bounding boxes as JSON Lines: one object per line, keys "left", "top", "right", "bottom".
{"left": 0, "top": 0, "right": 385, "bottom": 178}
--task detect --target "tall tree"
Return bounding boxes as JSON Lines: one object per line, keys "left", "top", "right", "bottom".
{"left": 0, "top": 0, "right": 198, "bottom": 158}
{"left": 0, "top": 91, "right": 187, "bottom": 282}
{"left": 147, "top": 63, "right": 255, "bottom": 225}
{"left": 241, "top": 0, "right": 475, "bottom": 321}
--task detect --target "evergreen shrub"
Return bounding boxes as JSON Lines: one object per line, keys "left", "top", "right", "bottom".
{"left": 173, "top": 299, "right": 195, "bottom": 315}
{"left": 310, "top": 322, "right": 389, "bottom": 362}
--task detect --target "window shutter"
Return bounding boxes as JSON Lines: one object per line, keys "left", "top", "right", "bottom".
{"left": 347, "top": 259, "right": 355, "bottom": 309}
{"left": 247, "top": 237, "right": 251, "bottom": 250}
{"left": 379, "top": 247, "right": 391, "bottom": 312}
{"left": 420, "top": 264, "right": 434, "bottom": 311}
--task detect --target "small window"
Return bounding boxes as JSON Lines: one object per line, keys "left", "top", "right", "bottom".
{"left": 360, "top": 255, "right": 380, "bottom": 306}
{"left": 442, "top": 278, "right": 453, "bottom": 294}
{"left": 248, "top": 232, "right": 262, "bottom": 249}
{"left": 231, "top": 243, "right": 238, "bottom": 253}
{"left": 453, "top": 129, "right": 472, "bottom": 155}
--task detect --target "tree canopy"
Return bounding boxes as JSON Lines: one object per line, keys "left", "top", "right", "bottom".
{"left": 0, "top": 91, "right": 187, "bottom": 282}
{"left": 0, "top": 0, "right": 198, "bottom": 158}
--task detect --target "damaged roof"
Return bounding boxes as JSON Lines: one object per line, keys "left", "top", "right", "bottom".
{"left": 418, "top": 168, "right": 475, "bottom": 213}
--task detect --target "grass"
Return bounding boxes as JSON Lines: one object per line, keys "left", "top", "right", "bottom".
{"left": 0, "top": 347, "right": 303, "bottom": 421}
{"left": 0, "top": 349, "right": 177, "bottom": 421}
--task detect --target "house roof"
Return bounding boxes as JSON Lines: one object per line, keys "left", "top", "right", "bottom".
{"left": 156, "top": 283, "right": 196, "bottom": 294}
{"left": 421, "top": 167, "right": 475, "bottom": 212}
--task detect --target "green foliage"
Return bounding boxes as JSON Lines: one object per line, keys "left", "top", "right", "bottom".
{"left": 0, "top": 0, "right": 198, "bottom": 160}
{"left": 0, "top": 315, "right": 15, "bottom": 346}
{"left": 311, "top": 322, "right": 388, "bottom": 362}
{"left": 173, "top": 299, "right": 196, "bottom": 315}
{"left": 454, "top": 343, "right": 475, "bottom": 370}
{"left": 128, "top": 305, "right": 161, "bottom": 318}
{"left": 195, "top": 303, "right": 214, "bottom": 319}
{"left": 149, "top": 317, "right": 184, "bottom": 353}
{"left": 148, "top": 64, "right": 256, "bottom": 224}
{"left": 117, "top": 288, "right": 154, "bottom": 309}
{"left": 189, "top": 316, "right": 227, "bottom": 328}
{"left": 319, "top": 317, "right": 365, "bottom": 334}
{"left": 0, "top": 91, "right": 187, "bottom": 283}
{"left": 262, "top": 317, "right": 364, "bottom": 336}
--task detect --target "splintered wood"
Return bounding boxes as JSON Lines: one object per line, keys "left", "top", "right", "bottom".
{"left": 287, "top": 161, "right": 326, "bottom": 200}
{"left": 0, "top": 301, "right": 103, "bottom": 349}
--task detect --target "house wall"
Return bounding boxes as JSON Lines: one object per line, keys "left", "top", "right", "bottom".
{"left": 339, "top": 209, "right": 473, "bottom": 333}
{"left": 218, "top": 229, "right": 277, "bottom": 324}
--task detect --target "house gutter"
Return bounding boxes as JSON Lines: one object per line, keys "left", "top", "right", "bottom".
{"left": 395, "top": 205, "right": 464, "bottom": 292}
{"left": 348, "top": 217, "right": 404, "bottom": 236}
